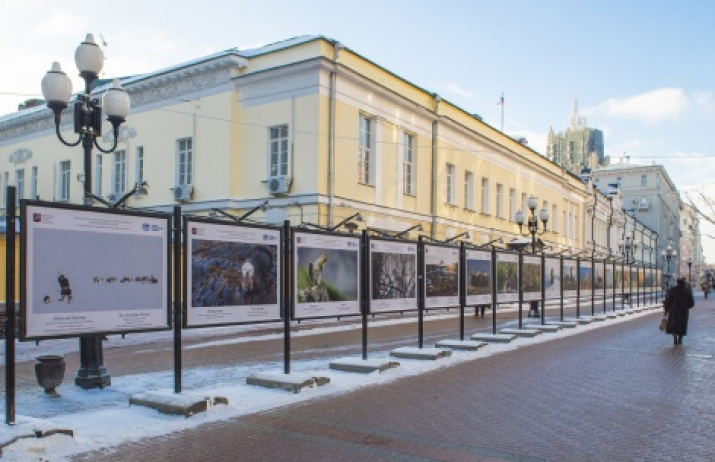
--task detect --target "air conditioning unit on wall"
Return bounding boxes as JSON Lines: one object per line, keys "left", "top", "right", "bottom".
{"left": 174, "top": 184, "right": 193, "bottom": 202}
{"left": 267, "top": 176, "right": 292, "bottom": 195}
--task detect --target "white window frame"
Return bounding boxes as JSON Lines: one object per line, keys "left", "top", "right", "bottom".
{"left": 176, "top": 137, "right": 193, "bottom": 186}
{"left": 641, "top": 174, "right": 648, "bottom": 186}
{"left": 136, "top": 146, "right": 144, "bottom": 185}
{"left": 358, "top": 114, "right": 374, "bottom": 185}
{"left": 31, "top": 167, "right": 38, "bottom": 200}
{"left": 269, "top": 125, "right": 289, "bottom": 177}
{"left": 481, "top": 178, "right": 490, "bottom": 214}
{"left": 112, "top": 149, "right": 127, "bottom": 195}
{"left": 446, "top": 164, "right": 456, "bottom": 204}
{"left": 496, "top": 183, "right": 503, "bottom": 218}
{"left": 403, "top": 132, "right": 415, "bottom": 195}
{"left": 2, "top": 172, "right": 8, "bottom": 207}
{"left": 464, "top": 171, "right": 474, "bottom": 210}
{"left": 552, "top": 205, "right": 558, "bottom": 233}
{"left": 58, "top": 161, "right": 70, "bottom": 202}
{"left": 15, "top": 169, "right": 24, "bottom": 203}
{"left": 509, "top": 188, "right": 516, "bottom": 221}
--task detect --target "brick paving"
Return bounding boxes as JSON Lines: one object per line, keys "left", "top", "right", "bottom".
{"left": 67, "top": 294, "right": 715, "bottom": 461}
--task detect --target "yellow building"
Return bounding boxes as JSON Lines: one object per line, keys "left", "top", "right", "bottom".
{"left": 1, "top": 35, "right": 593, "bottom": 254}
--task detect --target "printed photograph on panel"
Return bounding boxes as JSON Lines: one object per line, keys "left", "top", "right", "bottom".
{"left": 371, "top": 251, "right": 417, "bottom": 300}
{"left": 191, "top": 240, "right": 278, "bottom": 307}
{"left": 615, "top": 267, "right": 623, "bottom": 290}
{"left": 466, "top": 258, "right": 492, "bottom": 296}
{"left": 497, "top": 258, "right": 518, "bottom": 295}
{"left": 606, "top": 267, "right": 614, "bottom": 290}
{"left": 425, "top": 253, "right": 459, "bottom": 298}
{"left": 563, "top": 260, "right": 578, "bottom": 293}
{"left": 544, "top": 258, "right": 561, "bottom": 298}
{"left": 522, "top": 259, "right": 542, "bottom": 294}
{"left": 644, "top": 268, "right": 653, "bottom": 290}
{"left": 594, "top": 263, "right": 605, "bottom": 290}
{"left": 623, "top": 266, "right": 632, "bottom": 289}
{"left": 579, "top": 263, "right": 593, "bottom": 291}
{"left": 297, "top": 247, "right": 359, "bottom": 303}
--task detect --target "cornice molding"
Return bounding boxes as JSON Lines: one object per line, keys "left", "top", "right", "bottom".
{"left": 1, "top": 54, "right": 246, "bottom": 143}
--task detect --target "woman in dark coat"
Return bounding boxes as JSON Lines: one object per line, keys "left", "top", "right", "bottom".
{"left": 663, "top": 277, "right": 695, "bottom": 345}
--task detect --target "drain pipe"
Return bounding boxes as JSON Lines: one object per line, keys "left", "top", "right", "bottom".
{"left": 431, "top": 94, "right": 441, "bottom": 239}
{"left": 328, "top": 41, "right": 342, "bottom": 228}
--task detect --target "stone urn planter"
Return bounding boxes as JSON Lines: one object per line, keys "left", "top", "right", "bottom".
{"left": 35, "top": 355, "right": 66, "bottom": 398}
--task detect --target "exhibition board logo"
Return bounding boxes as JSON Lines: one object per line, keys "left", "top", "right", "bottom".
{"left": 141, "top": 223, "right": 163, "bottom": 232}
{"left": 263, "top": 234, "right": 277, "bottom": 242}
{"left": 32, "top": 212, "right": 55, "bottom": 224}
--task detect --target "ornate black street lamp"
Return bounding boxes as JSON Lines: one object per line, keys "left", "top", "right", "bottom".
{"left": 661, "top": 240, "right": 677, "bottom": 288}
{"left": 515, "top": 195, "right": 548, "bottom": 317}
{"left": 41, "top": 34, "right": 131, "bottom": 389}
{"left": 515, "top": 195, "right": 549, "bottom": 254}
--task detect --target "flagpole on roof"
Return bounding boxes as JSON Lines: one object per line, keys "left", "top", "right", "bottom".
{"left": 498, "top": 92, "right": 505, "bottom": 132}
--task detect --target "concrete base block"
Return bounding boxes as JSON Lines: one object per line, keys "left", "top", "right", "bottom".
{"left": 565, "top": 317, "right": 593, "bottom": 324}
{"left": 390, "top": 347, "right": 452, "bottom": 360}
{"left": 470, "top": 333, "right": 517, "bottom": 343}
{"left": 615, "top": 311, "right": 627, "bottom": 316}
{"left": 545, "top": 321, "right": 578, "bottom": 328}
{"left": 499, "top": 328, "right": 541, "bottom": 337}
{"left": 329, "top": 357, "right": 400, "bottom": 373}
{"left": 605, "top": 313, "right": 618, "bottom": 319}
{"left": 246, "top": 372, "right": 330, "bottom": 393}
{"left": 435, "top": 339, "right": 487, "bottom": 351}
{"left": 524, "top": 324, "right": 562, "bottom": 332}
{"left": 129, "top": 392, "right": 228, "bottom": 417}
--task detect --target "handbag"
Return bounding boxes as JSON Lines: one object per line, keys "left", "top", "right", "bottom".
{"left": 659, "top": 313, "right": 669, "bottom": 332}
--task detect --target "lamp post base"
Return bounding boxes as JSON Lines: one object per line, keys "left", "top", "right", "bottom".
{"left": 75, "top": 336, "right": 111, "bottom": 389}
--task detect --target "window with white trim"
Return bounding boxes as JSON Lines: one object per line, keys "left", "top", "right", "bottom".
{"left": 496, "top": 183, "right": 504, "bottom": 218}
{"left": 403, "top": 132, "right": 415, "bottom": 195}
{"left": 15, "top": 169, "right": 24, "bottom": 203}
{"left": 446, "top": 164, "right": 456, "bottom": 204}
{"left": 58, "top": 161, "right": 70, "bottom": 201}
{"left": 31, "top": 167, "right": 38, "bottom": 200}
{"left": 136, "top": 146, "right": 144, "bottom": 185}
{"left": 269, "top": 125, "right": 289, "bottom": 177}
{"left": 176, "top": 137, "right": 193, "bottom": 186}
{"left": 481, "top": 178, "right": 489, "bottom": 214}
{"left": 552, "top": 205, "right": 558, "bottom": 233}
{"left": 509, "top": 188, "right": 516, "bottom": 221}
{"left": 112, "top": 150, "right": 127, "bottom": 194}
{"left": 358, "top": 114, "right": 374, "bottom": 185}
{"left": 464, "top": 171, "right": 474, "bottom": 209}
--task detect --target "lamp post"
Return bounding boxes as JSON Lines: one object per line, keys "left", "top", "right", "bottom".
{"left": 661, "top": 240, "right": 677, "bottom": 288}
{"left": 515, "top": 195, "right": 549, "bottom": 318}
{"left": 41, "top": 34, "right": 131, "bottom": 389}
{"left": 515, "top": 195, "right": 549, "bottom": 254}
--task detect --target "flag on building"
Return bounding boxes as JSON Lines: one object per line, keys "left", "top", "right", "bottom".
{"left": 497, "top": 93, "right": 504, "bottom": 106}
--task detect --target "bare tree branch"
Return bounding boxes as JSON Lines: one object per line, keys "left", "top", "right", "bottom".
{"left": 686, "top": 192, "right": 715, "bottom": 227}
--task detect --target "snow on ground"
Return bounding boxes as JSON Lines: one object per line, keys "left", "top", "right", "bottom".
{"left": 0, "top": 306, "right": 659, "bottom": 461}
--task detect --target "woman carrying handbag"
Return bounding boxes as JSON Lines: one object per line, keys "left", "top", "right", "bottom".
{"left": 663, "top": 277, "right": 695, "bottom": 345}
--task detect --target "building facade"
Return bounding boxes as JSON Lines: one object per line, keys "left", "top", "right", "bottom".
{"left": 0, "top": 35, "right": 650, "bottom": 270}
{"left": 590, "top": 159, "right": 681, "bottom": 278}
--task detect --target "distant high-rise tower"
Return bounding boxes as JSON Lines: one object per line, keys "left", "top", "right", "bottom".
{"left": 546, "top": 99, "right": 608, "bottom": 174}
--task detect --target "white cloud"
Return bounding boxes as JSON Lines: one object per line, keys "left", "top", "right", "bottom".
{"left": 32, "top": 10, "right": 90, "bottom": 38}
{"left": 441, "top": 83, "right": 476, "bottom": 100}
{"left": 585, "top": 88, "right": 689, "bottom": 124}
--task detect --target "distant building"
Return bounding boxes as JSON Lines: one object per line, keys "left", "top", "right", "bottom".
{"left": 590, "top": 158, "right": 682, "bottom": 276}
{"left": 546, "top": 99, "right": 608, "bottom": 175}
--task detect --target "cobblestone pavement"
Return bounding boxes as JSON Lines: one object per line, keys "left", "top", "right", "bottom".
{"left": 70, "top": 294, "right": 715, "bottom": 461}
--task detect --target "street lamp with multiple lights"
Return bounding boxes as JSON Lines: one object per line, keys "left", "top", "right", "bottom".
{"left": 661, "top": 240, "right": 678, "bottom": 288}
{"left": 514, "top": 195, "right": 548, "bottom": 318}
{"left": 515, "top": 195, "right": 549, "bottom": 254}
{"left": 41, "top": 34, "right": 131, "bottom": 389}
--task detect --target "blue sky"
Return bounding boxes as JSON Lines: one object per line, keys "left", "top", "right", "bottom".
{"left": 2, "top": 0, "right": 714, "bottom": 258}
